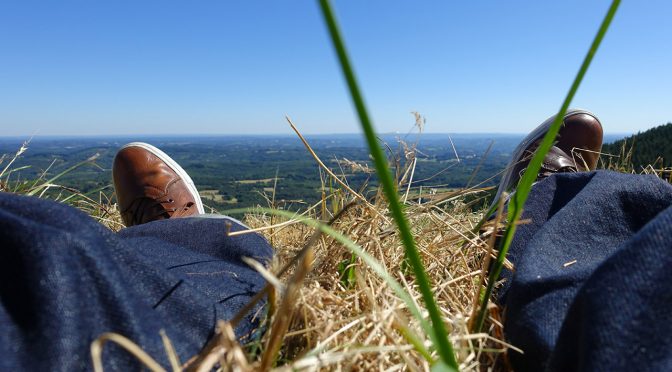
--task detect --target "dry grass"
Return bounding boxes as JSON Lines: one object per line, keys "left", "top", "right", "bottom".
{"left": 242, "top": 192, "right": 512, "bottom": 371}
{"left": 189, "top": 124, "right": 515, "bottom": 371}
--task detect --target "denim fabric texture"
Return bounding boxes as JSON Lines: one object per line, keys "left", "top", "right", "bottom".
{"left": 500, "top": 170, "right": 672, "bottom": 371}
{"left": 0, "top": 192, "right": 272, "bottom": 371}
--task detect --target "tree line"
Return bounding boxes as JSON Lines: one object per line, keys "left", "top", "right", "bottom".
{"left": 601, "top": 122, "right": 672, "bottom": 169}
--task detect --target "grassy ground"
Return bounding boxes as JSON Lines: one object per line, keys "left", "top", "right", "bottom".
{"left": 6, "top": 129, "right": 669, "bottom": 371}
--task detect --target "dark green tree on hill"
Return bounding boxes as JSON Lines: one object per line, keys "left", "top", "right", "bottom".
{"left": 601, "top": 122, "right": 672, "bottom": 169}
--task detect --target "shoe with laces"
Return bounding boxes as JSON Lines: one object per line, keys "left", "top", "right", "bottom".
{"left": 493, "top": 109, "right": 603, "bottom": 203}
{"left": 112, "top": 142, "right": 204, "bottom": 227}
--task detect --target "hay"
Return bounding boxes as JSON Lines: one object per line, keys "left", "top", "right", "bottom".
{"left": 241, "top": 188, "right": 509, "bottom": 371}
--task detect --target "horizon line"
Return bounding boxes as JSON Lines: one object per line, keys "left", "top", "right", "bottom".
{"left": 0, "top": 131, "right": 633, "bottom": 139}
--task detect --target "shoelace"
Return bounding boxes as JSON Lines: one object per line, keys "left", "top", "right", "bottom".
{"left": 128, "top": 197, "right": 196, "bottom": 226}
{"left": 171, "top": 201, "right": 196, "bottom": 218}
{"left": 516, "top": 145, "right": 579, "bottom": 183}
{"left": 537, "top": 163, "right": 577, "bottom": 180}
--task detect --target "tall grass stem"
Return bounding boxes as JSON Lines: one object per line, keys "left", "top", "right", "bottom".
{"left": 317, "top": 0, "right": 458, "bottom": 368}
{"left": 473, "top": 0, "right": 621, "bottom": 332}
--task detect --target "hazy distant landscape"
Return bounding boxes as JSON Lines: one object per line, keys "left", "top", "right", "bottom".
{"left": 0, "top": 133, "right": 628, "bottom": 211}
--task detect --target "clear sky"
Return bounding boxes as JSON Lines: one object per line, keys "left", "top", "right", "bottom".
{"left": 0, "top": 1, "right": 669, "bottom": 136}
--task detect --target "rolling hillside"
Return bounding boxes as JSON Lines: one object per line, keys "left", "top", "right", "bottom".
{"left": 602, "top": 122, "right": 672, "bottom": 168}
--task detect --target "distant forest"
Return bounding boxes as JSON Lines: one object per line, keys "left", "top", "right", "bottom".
{"left": 601, "top": 122, "right": 672, "bottom": 168}
{"left": 1, "top": 130, "right": 661, "bottom": 213}
{"left": 0, "top": 134, "right": 521, "bottom": 212}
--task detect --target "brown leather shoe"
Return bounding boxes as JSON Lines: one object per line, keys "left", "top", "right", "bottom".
{"left": 493, "top": 109, "right": 603, "bottom": 203}
{"left": 113, "top": 142, "right": 204, "bottom": 227}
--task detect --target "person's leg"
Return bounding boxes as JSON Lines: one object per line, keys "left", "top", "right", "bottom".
{"left": 499, "top": 171, "right": 672, "bottom": 371}
{"left": 493, "top": 110, "right": 672, "bottom": 370}
{"left": 111, "top": 142, "right": 274, "bottom": 346}
{"left": 0, "top": 143, "right": 273, "bottom": 370}
{"left": 549, "top": 181, "right": 672, "bottom": 371}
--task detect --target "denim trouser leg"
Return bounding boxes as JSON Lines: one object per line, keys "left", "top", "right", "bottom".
{"left": 500, "top": 170, "right": 672, "bottom": 371}
{"left": 0, "top": 193, "right": 272, "bottom": 371}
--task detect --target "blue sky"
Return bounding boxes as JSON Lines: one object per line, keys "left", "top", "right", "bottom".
{"left": 0, "top": 1, "right": 669, "bottom": 136}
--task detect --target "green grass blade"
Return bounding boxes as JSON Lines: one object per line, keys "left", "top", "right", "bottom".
{"left": 316, "top": 0, "right": 458, "bottom": 368}
{"left": 1, "top": 165, "right": 31, "bottom": 178}
{"left": 26, "top": 154, "right": 100, "bottom": 197}
{"left": 60, "top": 184, "right": 114, "bottom": 204}
{"left": 473, "top": 0, "right": 621, "bottom": 332}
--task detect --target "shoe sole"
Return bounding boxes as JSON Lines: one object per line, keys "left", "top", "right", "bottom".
{"left": 492, "top": 108, "right": 595, "bottom": 204}
{"left": 116, "top": 142, "right": 205, "bottom": 214}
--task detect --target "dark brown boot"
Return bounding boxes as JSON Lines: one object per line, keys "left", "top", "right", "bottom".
{"left": 113, "top": 142, "right": 204, "bottom": 227}
{"left": 493, "top": 109, "right": 603, "bottom": 203}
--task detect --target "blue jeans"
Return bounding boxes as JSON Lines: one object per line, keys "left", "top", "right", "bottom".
{"left": 500, "top": 170, "right": 672, "bottom": 371}
{"left": 0, "top": 193, "right": 272, "bottom": 371}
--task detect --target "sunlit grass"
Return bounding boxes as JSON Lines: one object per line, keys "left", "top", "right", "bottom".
{"left": 317, "top": 0, "right": 459, "bottom": 369}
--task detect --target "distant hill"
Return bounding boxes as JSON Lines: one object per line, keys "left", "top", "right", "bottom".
{"left": 602, "top": 122, "right": 672, "bottom": 168}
